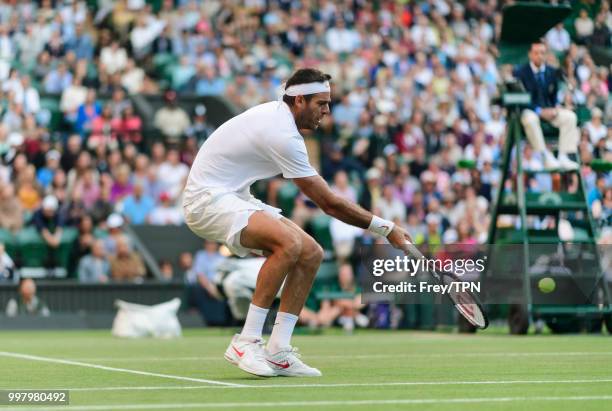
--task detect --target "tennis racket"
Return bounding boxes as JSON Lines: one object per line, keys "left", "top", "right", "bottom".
{"left": 401, "top": 242, "right": 489, "bottom": 329}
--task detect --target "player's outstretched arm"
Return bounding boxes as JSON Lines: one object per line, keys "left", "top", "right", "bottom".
{"left": 293, "top": 175, "right": 412, "bottom": 248}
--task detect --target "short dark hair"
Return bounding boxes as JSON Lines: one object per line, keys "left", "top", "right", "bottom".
{"left": 282, "top": 68, "right": 332, "bottom": 107}
{"left": 530, "top": 41, "right": 546, "bottom": 50}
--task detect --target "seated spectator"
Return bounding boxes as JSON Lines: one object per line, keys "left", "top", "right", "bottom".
{"left": 88, "top": 104, "right": 119, "bottom": 151}
{"left": 66, "top": 22, "right": 94, "bottom": 60}
{"left": 404, "top": 211, "right": 426, "bottom": 241}
{"left": 186, "top": 243, "right": 229, "bottom": 325}
{"left": 181, "top": 135, "right": 200, "bottom": 166}
{"left": 414, "top": 213, "right": 442, "bottom": 246}
{"left": 152, "top": 24, "right": 174, "bottom": 54}
{"left": 32, "top": 51, "right": 51, "bottom": 84}
{"left": 72, "top": 168, "right": 101, "bottom": 211}
{"left": 451, "top": 186, "right": 489, "bottom": 230}
{"left": 104, "top": 213, "right": 126, "bottom": 255}
{"left": 110, "top": 164, "right": 133, "bottom": 204}
{"left": 115, "top": 104, "right": 142, "bottom": 146}
{"left": 130, "top": 13, "right": 165, "bottom": 59}
{"left": 591, "top": 12, "right": 611, "bottom": 47}
{"left": 592, "top": 187, "right": 612, "bottom": 228}
{"left": 375, "top": 184, "right": 407, "bottom": 222}
{"left": 158, "top": 259, "right": 174, "bottom": 281}
{"left": 91, "top": 184, "right": 114, "bottom": 226}
{"left": 131, "top": 153, "right": 151, "bottom": 189}
{"left": 0, "top": 183, "right": 24, "bottom": 232}
{"left": 545, "top": 23, "right": 570, "bottom": 53}
{"left": 78, "top": 239, "right": 110, "bottom": 283}
{"left": 32, "top": 195, "right": 66, "bottom": 267}
{"left": 574, "top": 9, "right": 594, "bottom": 44}
{"left": 191, "top": 241, "right": 224, "bottom": 297}
{"left": 61, "top": 77, "right": 87, "bottom": 124}
{"left": 15, "top": 24, "right": 43, "bottom": 69}
{"left": 153, "top": 90, "right": 190, "bottom": 145}
{"left": 72, "top": 214, "right": 95, "bottom": 263}
{"left": 172, "top": 56, "right": 196, "bottom": 91}
{"left": 188, "top": 64, "right": 226, "bottom": 96}
{"left": 100, "top": 41, "right": 128, "bottom": 75}
{"left": 16, "top": 75, "right": 40, "bottom": 116}
{"left": 325, "top": 18, "right": 361, "bottom": 53}
{"left": 16, "top": 165, "right": 43, "bottom": 212}
{"left": 149, "top": 192, "right": 183, "bottom": 225}
{"left": 120, "top": 182, "right": 155, "bottom": 225}
{"left": 49, "top": 169, "right": 68, "bottom": 206}
{"left": 2, "top": 102, "right": 24, "bottom": 133}
{"left": 110, "top": 88, "right": 130, "bottom": 118}
{"left": 5, "top": 278, "right": 50, "bottom": 317}
{"left": 156, "top": 148, "right": 189, "bottom": 200}
{"left": 588, "top": 174, "right": 607, "bottom": 207}
{"left": 299, "top": 264, "right": 367, "bottom": 331}
{"left": 585, "top": 107, "right": 607, "bottom": 145}
{"left": 44, "top": 61, "right": 72, "bottom": 94}
{"left": 109, "top": 235, "right": 145, "bottom": 282}
{"left": 75, "top": 88, "right": 101, "bottom": 136}
{"left": 0, "top": 243, "right": 16, "bottom": 283}
{"left": 61, "top": 134, "right": 83, "bottom": 173}
{"left": 121, "top": 58, "right": 145, "bottom": 94}
{"left": 329, "top": 171, "right": 363, "bottom": 261}
{"left": 185, "top": 104, "right": 215, "bottom": 144}
{"left": 36, "top": 150, "right": 61, "bottom": 189}
{"left": 67, "top": 151, "right": 99, "bottom": 198}
{"left": 44, "top": 30, "right": 66, "bottom": 59}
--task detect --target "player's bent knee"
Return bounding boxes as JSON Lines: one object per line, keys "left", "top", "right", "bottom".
{"left": 300, "top": 238, "right": 324, "bottom": 268}
{"left": 275, "top": 230, "right": 302, "bottom": 264}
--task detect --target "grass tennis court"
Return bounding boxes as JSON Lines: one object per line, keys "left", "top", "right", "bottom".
{"left": 1, "top": 328, "right": 612, "bottom": 410}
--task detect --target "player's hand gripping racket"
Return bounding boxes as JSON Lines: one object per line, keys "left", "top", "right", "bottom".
{"left": 400, "top": 242, "right": 489, "bottom": 329}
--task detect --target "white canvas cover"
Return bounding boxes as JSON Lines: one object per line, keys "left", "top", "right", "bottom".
{"left": 112, "top": 298, "right": 182, "bottom": 338}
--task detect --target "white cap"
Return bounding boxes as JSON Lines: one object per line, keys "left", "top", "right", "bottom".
{"left": 426, "top": 213, "right": 441, "bottom": 225}
{"left": 194, "top": 104, "right": 207, "bottom": 116}
{"left": 107, "top": 213, "right": 124, "bottom": 229}
{"left": 42, "top": 195, "right": 58, "bottom": 211}
{"left": 366, "top": 168, "right": 381, "bottom": 180}
{"left": 46, "top": 150, "right": 61, "bottom": 161}
{"left": 383, "top": 144, "right": 397, "bottom": 157}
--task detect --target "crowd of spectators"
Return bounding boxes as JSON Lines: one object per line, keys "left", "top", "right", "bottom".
{"left": 0, "top": 1, "right": 610, "bottom": 292}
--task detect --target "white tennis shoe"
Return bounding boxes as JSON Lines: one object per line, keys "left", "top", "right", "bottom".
{"left": 266, "top": 346, "right": 322, "bottom": 377}
{"left": 224, "top": 334, "right": 276, "bottom": 377}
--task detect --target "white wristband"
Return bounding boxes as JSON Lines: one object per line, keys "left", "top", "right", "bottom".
{"left": 368, "top": 216, "right": 394, "bottom": 237}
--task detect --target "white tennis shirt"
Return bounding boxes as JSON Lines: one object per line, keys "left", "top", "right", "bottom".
{"left": 184, "top": 101, "right": 318, "bottom": 202}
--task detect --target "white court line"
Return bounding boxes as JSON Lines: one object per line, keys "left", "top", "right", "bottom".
{"left": 3, "top": 395, "right": 612, "bottom": 410}
{"left": 0, "top": 351, "right": 245, "bottom": 388}
{"left": 67, "top": 351, "right": 612, "bottom": 362}
{"left": 23, "top": 377, "right": 612, "bottom": 392}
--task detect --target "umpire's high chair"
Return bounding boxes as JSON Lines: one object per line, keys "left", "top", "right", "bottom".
{"left": 484, "top": 2, "right": 612, "bottom": 334}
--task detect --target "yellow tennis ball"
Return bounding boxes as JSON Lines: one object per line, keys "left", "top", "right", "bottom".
{"left": 538, "top": 277, "right": 556, "bottom": 294}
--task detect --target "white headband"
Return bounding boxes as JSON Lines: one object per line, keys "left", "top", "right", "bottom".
{"left": 283, "top": 81, "right": 330, "bottom": 96}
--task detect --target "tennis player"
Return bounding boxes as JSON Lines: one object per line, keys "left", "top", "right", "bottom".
{"left": 183, "top": 68, "right": 411, "bottom": 377}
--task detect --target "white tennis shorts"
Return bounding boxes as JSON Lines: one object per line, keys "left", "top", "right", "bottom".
{"left": 183, "top": 189, "right": 283, "bottom": 257}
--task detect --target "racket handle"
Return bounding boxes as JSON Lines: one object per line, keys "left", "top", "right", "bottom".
{"left": 401, "top": 242, "right": 425, "bottom": 259}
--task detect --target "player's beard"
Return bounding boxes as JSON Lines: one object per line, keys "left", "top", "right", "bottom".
{"left": 297, "top": 111, "right": 318, "bottom": 131}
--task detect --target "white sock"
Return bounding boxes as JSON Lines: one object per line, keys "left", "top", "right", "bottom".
{"left": 268, "top": 311, "right": 299, "bottom": 353}
{"left": 240, "top": 304, "right": 269, "bottom": 339}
